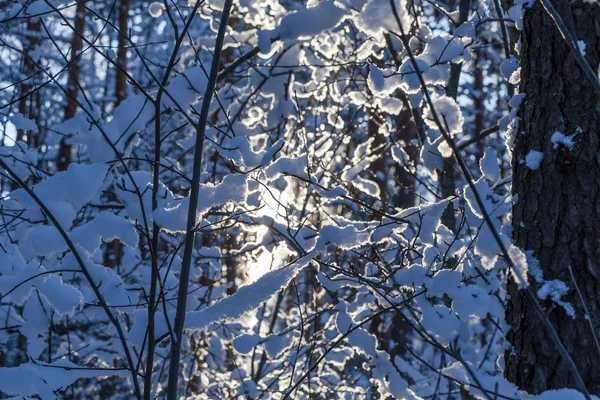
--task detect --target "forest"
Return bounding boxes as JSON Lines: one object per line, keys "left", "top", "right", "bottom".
{"left": 0, "top": 0, "right": 599, "bottom": 398}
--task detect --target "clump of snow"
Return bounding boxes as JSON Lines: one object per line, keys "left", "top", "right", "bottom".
{"left": 26, "top": 0, "right": 52, "bottom": 15}
{"left": 315, "top": 225, "right": 370, "bottom": 251}
{"left": 154, "top": 174, "right": 249, "bottom": 233}
{"left": 508, "top": 244, "right": 530, "bottom": 288}
{"left": 551, "top": 131, "right": 575, "bottom": 150}
{"left": 423, "top": 96, "right": 464, "bottom": 135}
{"left": 10, "top": 113, "right": 38, "bottom": 133}
{"left": 233, "top": 334, "right": 262, "bottom": 354}
{"left": 577, "top": 40, "right": 586, "bottom": 56}
{"left": 257, "top": 1, "right": 348, "bottom": 53}
{"left": 508, "top": 93, "right": 525, "bottom": 110}
{"left": 525, "top": 150, "right": 543, "bottom": 170}
{"left": 368, "top": 65, "right": 386, "bottom": 93}
{"left": 355, "top": 0, "right": 411, "bottom": 40}
{"left": 0, "top": 360, "right": 127, "bottom": 398}
{"left": 71, "top": 211, "right": 138, "bottom": 253}
{"left": 500, "top": 58, "right": 519, "bottom": 80}
{"left": 398, "top": 58, "right": 431, "bottom": 93}
{"left": 480, "top": 147, "right": 501, "bottom": 182}
{"left": 537, "top": 280, "right": 575, "bottom": 318}
{"left": 11, "top": 163, "right": 108, "bottom": 212}
{"left": 454, "top": 22, "right": 475, "bottom": 38}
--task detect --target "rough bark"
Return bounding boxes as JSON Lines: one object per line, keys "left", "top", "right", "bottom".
{"left": 506, "top": 0, "right": 600, "bottom": 394}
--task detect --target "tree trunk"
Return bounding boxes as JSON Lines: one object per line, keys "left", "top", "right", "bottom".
{"left": 115, "top": 0, "right": 130, "bottom": 106}
{"left": 58, "top": 1, "right": 86, "bottom": 171}
{"left": 104, "top": 0, "right": 130, "bottom": 268}
{"left": 506, "top": 0, "right": 600, "bottom": 394}
{"left": 441, "top": 0, "right": 470, "bottom": 232}
{"left": 394, "top": 92, "right": 419, "bottom": 209}
{"left": 17, "top": 19, "right": 40, "bottom": 146}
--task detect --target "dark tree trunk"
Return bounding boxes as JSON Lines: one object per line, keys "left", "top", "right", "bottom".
{"left": 58, "top": 1, "right": 87, "bottom": 171}
{"left": 394, "top": 92, "right": 419, "bottom": 209}
{"left": 506, "top": 0, "right": 600, "bottom": 394}
{"left": 115, "top": 0, "right": 130, "bottom": 106}
{"left": 17, "top": 19, "right": 40, "bottom": 146}
{"left": 104, "top": 0, "right": 130, "bottom": 268}
{"left": 472, "top": 50, "right": 485, "bottom": 157}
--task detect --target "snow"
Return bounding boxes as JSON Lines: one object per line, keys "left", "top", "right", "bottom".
{"left": 154, "top": 174, "right": 248, "bottom": 233}
{"left": 315, "top": 224, "right": 370, "bottom": 251}
{"left": 525, "top": 150, "right": 544, "bottom": 170}
{"left": 419, "top": 136, "right": 445, "bottom": 174}
{"left": 70, "top": 211, "right": 138, "bottom": 253}
{"left": 480, "top": 147, "right": 501, "bottom": 182}
{"left": 257, "top": 1, "right": 348, "bottom": 53}
{"left": 428, "top": 270, "right": 461, "bottom": 296}
{"left": 24, "top": 226, "right": 67, "bottom": 256}
{"left": 416, "top": 296, "right": 461, "bottom": 346}
{"left": 551, "top": 131, "right": 575, "bottom": 150}
{"left": 500, "top": 58, "right": 519, "bottom": 80}
{"left": 368, "top": 65, "right": 386, "bottom": 93}
{"left": 1, "top": 0, "right": 590, "bottom": 397}
{"left": 356, "top": 0, "right": 411, "bottom": 40}
{"left": 393, "top": 264, "right": 428, "bottom": 288}
{"left": 60, "top": 251, "right": 130, "bottom": 308}
{"left": 508, "top": 93, "right": 525, "bottom": 110}
{"left": 233, "top": 334, "right": 262, "bottom": 354}
{"left": 423, "top": 36, "right": 466, "bottom": 64}
{"left": 10, "top": 113, "right": 38, "bottom": 133}
{"left": 21, "top": 294, "right": 49, "bottom": 358}
{"left": 454, "top": 22, "right": 476, "bottom": 38}
{"left": 184, "top": 260, "right": 308, "bottom": 331}
{"left": 354, "top": 176, "right": 380, "bottom": 197}
{"left": 398, "top": 58, "right": 430, "bottom": 93}
{"left": 36, "top": 275, "right": 83, "bottom": 316}
{"left": 537, "top": 280, "right": 575, "bottom": 317}
{"left": 577, "top": 40, "right": 586, "bottom": 56}
{"left": 12, "top": 163, "right": 108, "bottom": 211}
{"left": 0, "top": 258, "right": 44, "bottom": 306}
{"left": 391, "top": 145, "right": 412, "bottom": 167}
{"left": 464, "top": 177, "right": 497, "bottom": 220}
{"left": 26, "top": 0, "right": 52, "bottom": 15}
{"left": 264, "top": 155, "right": 309, "bottom": 180}
{"left": 423, "top": 96, "right": 464, "bottom": 135}
{"left": 0, "top": 361, "right": 127, "bottom": 398}
{"left": 508, "top": 244, "right": 530, "bottom": 288}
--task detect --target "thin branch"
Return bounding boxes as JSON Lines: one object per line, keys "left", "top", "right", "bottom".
{"left": 165, "top": 0, "right": 235, "bottom": 397}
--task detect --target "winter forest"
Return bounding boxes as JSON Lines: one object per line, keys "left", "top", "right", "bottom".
{"left": 2, "top": 0, "right": 600, "bottom": 398}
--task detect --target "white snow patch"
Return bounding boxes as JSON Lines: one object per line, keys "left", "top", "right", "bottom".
{"left": 577, "top": 40, "right": 586, "bottom": 56}
{"left": 423, "top": 96, "right": 463, "bottom": 135}
{"left": 10, "top": 113, "right": 38, "bottom": 133}
{"left": 537, "top": 280, "right": 575, "bottom": 318}
{"left": 551, "top": 131, "right": 575, "bottom": 150}
{"left": 525, "top": 150, "right": 543, "bottom": 170}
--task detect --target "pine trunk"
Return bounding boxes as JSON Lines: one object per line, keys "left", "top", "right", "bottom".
{"left": 104, "top": 0, "right": 130, "bottom": 268}
{"left": 58, "top": 1, "right": 86, "bottom": 171}
{"left": 506, "top": 0, "right": 600, "bottom": 394}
